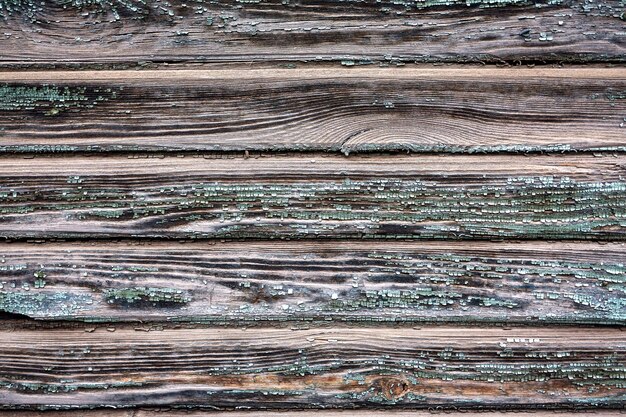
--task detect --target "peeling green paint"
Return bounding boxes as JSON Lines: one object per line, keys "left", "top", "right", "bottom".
{"left": 0, "top": 84, "right": 117, "bottom": 115}
{"left": 0, "top": 0, "right": 153, "bottom": 21}
{"left": 0, "top": 380, "right": 144, "bottom": 394}
{"left": 29, "top": 176, "right": 626, "bottom": 240}
{"left": 0, "top": 291, "right": 93, "bottom": 317}
{"left": 1, "top": 0, "right": 622, "bottom": 24}
{"left": 0, "top": 0, "right": 556, "bottom": 21}
{"left": 104, "top": 286, "right": 190, "bottom": 307}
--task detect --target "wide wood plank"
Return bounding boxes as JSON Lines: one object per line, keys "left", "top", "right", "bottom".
{"left": 0, "top": 0, "right": 624, "bottom": 67}
{"left": 1, "top": 68, "right": 625, "bottom": 153}
{"left": 0, "top": 241, "right": 623, "bottom": 324}
{"left": 0, "top": 326, "right": 623, "bottom": 409}
{"left": 1, "top": 154, "right": 626, "bottom": 240}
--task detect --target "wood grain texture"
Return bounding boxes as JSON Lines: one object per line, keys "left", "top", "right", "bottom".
{"left": 0, "top": 0, "right": 624, "bottom": 68}
{"left": 1, "top": 154, "right": 626, "bottom": 240}
{"left": 4, "top": 411, "right": 626, "bottom": 416}
{"left": 1, "top": 68, "right": 625, "bottom": 153}
{"left": 0, "top": 241, "right": 623, "bottom": 324}
{"left": 0, "top": 326, "right": 623, "bottom": 409}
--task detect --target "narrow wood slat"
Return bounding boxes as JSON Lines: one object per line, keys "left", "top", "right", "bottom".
{"left": 1, "top": 69, "right": 625, "bottom": 153}
{"left": 0, "top": 154, "right": 626, "bottom": 240}
{"left": 0, "top": 0, "right": 624, "bottom": 67}
{"left": 0, "top": 326, "right": 623, "bottom": 409}
{"left": 0, "top": 241, "right": 623, "bottom": 324}
{"left": 4, "top": 411, "right": 625, "bottom": 416}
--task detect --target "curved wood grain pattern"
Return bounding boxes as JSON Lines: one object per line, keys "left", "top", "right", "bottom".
{"left": 0, "top": 241, "right": 623, "bottom": 324}
{"left": 0, "top": 0, "right": 624, "bottom": 67}
{"left": 1, "top": 68, "right": 625, "bottom": 153}
{"left": 0, "top": 326, "right": 623, "bottom": 409}
{"left": 0, "top": 154, "right": 626, "bottom": 240}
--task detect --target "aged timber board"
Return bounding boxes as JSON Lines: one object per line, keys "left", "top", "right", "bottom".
{"left": 0, "top": 68, "right": 624, "bottom": 153}
{"left": 0, "top": 0, "right": 624, "bottom": 68}
{"left": 0, "top": 326, "right": 623, "bottom": 409}
{"left": 0, "top": 241, "right": 623, "bottom": 325}
{"left": 0, "top": 0, "right": 624, "bottom": 412}
{"left": 0, "top": 154, "right": 626, "bottom": 240}
{"left": 5, "top": 413, "right": 626, "bottom": 417}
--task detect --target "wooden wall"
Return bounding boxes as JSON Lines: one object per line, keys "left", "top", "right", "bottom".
{"left": 0, "top": 0, "right": 624, "bottom": 414}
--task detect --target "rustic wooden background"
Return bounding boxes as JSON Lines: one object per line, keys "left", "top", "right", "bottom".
{"left": 0, "top": 0, "right": 624, "bottom": 415}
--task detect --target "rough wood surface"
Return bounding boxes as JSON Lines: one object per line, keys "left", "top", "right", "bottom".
{"left": 0, "top": 0, "right": 624, "bottom": 68}
{"left": 1, "top": 1, "right": 624, "bottom": 412}
{"left": 0, "top": 241, "right": 623, "bottom": 324}
{"left": 0, "top": 326, "right": 623, "bottom": 409}
{"left": 1, "top": 154, "right": 626, "bottom": 240}
{"left": 0, "top": 68, "right": 625, "bottom": 153}
{"left": 4, "top": 411, "right": 626, "bottom": 416}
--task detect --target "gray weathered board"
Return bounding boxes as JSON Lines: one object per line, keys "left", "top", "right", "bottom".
{"left": 0, "top": 0, "right": 624, "bottom": 414}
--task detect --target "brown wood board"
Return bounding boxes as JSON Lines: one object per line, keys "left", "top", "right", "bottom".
{"left": 0, "top": 68, "right": 625, "bottom": 154}
{"left": 0, "top": 326, "right": 624, "bottom": 410}
{"left": 0, "top": 241, "right": 623, "bottom": 324}
{"left": 0, "top": 0, "right": 624, "bottom": 68}
{"left": 0, "top": 154, "right": 625, "bottom": 240}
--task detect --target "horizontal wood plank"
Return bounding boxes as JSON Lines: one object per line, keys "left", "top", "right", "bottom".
{"left": 0, "top": 241, "right": 623, "bottom": 324}
{"left": 0, "top": 326, "right": 623, "bottom": 409}
{"left": 0, "top": 68, "right": 625, "bottom": 153}
{"left": 1, "top": 154, "right": 626, "bottom": 240}
{"left": 0, "top": 0, "right": 624, "bottom": 67}
{"left": 4, "top": 411, "right": 625, "bottom": 416}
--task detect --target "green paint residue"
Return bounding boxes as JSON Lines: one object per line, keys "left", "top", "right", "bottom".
{"left": 606, "top": 90, "right": 626, "bottom": 101}
{"left": 104, "top": 287, "right": 190, "bottom": 306}
{"left": 7, "top": 175, "right": 625, "bottom": 243}
{"left": 0, "top": 291, "right": 93, "bottom": 317}
{"left": 328, "top": 288, "right": 518, "bottom": 311}
{"left": 363, "top": 252, "right": 625, "bottom": 320}
{"left": 0, "top": 380, "right": 144, "bottom": 394}
{"left": 0, "top": 0, "right": 584, "bottom": 22}
{"left": 166, "top": 178, "right": 625, "bottom": 234}
{"left": 0, "top": 0, "right": 153, "bottom": 21}
{"left": 0, "top": 84, "right": 117, "bottom": 115}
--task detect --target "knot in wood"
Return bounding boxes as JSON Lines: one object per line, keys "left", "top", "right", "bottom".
{"left": 375, "top": 376, "right": 410, "bottom": 401}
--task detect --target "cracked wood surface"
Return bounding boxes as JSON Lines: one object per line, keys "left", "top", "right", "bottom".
{"left": 1, "top": 154, "right": 626, "bottom": 240}
{"left": 0, "top": 241, "right": 623, "bottom": 324}
{"left": 0, "top": 0, "right": 624, "bottom": 411}
{"left": 0, "top": 326, "right": 623, "bottom": 410}
{"left": 0, "top": 0, "right": 624, "bottom": 68}
{"left": 0, "top": 68, "right": 625, "bottom": 153}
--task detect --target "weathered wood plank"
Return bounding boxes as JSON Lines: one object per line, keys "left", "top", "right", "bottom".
{"left": 0, "top": 68, "right": 625, "bottom": 153}
{"left": 0, "top": 0, "right": 624, "bottom": 67}
{"left": 0, "top": 241, "right": 623, "bottom": 324}
{"left": 4, "top": 411, "right": 625, "bottom": 416}
{"left": 0, "top": 326, "right": 623, "bottom": 409}
{"left": 1, "top": 154, "right": 626, "bottom": 240}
